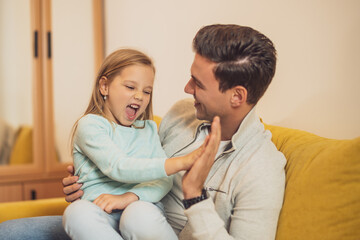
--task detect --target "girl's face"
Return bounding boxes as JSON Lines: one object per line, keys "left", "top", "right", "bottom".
{"left": 100, "top": 64, "right": 154, "bottom": 127}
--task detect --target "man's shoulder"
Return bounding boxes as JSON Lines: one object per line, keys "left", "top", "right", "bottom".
{"left": 166, "top": 98, "right": 195, "bottom": 116}
{"left": 160, "top": 98, "right": 199, "bottom": 130}
{"left": 159, "top": 99, "right": 202, "bottom": 154}
{"left": 230, "top": 123, "right": 286, "bottom": 178}
{"left": 240, "top": 134, "right": 286, "bottom": 183}
{"left": 248, "top": 126, "right": 286, "bottom": 165}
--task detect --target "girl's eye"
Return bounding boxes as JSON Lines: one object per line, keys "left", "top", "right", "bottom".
{"left": 126, "top": 86, "right": 135, "bottom": 90}
{"left": 144, "top": 91, "right": 151, "bottom": 95}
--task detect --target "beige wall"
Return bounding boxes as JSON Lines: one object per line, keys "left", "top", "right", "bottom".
{"left": 0, "top": 0, "right": 32, "bottom": 127}
{"left": 105, "top": 0, "right": 360, "bottom": 139}
{"left": 2, "top": 0, "right": 359, "bottom": 163}
{"left": 52, "top": 0, "right": 95, "bottom": 163}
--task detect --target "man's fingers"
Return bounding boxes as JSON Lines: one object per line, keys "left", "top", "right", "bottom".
{"left": 66, "top": 165, "right": 75, "bottom": 175}
{"left": 200, "top": 135, "right": 210, "bottom": 149}
{"left": 191, "top": 116, "right": 221, "bottom": 170}
{"left": 208, "top": 116, "right": 221, "bottom": 154}
{"left": 62, "top": 175, "right": 79, "bottom": 187}
{"left": 64, "top": 190, "right": 83, "bottom": 203}
{"left": 211, "top": 116, "right": 221, "bottom": 141}
{"left": 63, "top": 182, "right": 82, "bottom": 195}
{"left": 181, "top": 116, "right": 221, "bottom": 199}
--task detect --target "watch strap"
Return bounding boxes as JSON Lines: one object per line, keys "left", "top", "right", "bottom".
{"left": 182, "top": 189, "right": 208, "bottom": 209}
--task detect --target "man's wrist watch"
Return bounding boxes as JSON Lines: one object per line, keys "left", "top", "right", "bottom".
{"left": 182, "top": 189, "right": 208, "bottom": 209}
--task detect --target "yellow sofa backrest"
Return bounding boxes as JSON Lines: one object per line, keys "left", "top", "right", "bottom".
{"left": 264, "top": 123, "right": 360, "bottom": 240}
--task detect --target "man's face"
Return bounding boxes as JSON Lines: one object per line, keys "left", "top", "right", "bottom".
{"left": 184, "top": 54, "right": 230, "bottom": 121}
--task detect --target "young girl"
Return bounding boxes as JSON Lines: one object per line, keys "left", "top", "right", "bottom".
{"left": 62, "top": 49, "right": 207, "bottom": 240}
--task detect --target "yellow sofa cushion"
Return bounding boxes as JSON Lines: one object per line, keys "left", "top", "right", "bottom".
{"left": 9, "top": 126, "right": 33, "bottom": 165}
{"left": 0, "top": 198, "right": 69, "bottom": 223}
{"left": 0, "top": 118, "right": 16, "bottom": 165}
{"left": 153, "top": 115, "right": 162, "bottom": 128}
{"left": 264, "top": 124, "right": 360, "bottom": 240}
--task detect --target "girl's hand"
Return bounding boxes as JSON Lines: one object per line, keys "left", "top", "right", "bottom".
{"left": 93, "top": 192, "right": 139, "bottom": 213}
{"left": 178, "top": 142, "right": 207, "bottom": 170}
{"left": 164, "top": 137, "right": 209, "bottom": 175}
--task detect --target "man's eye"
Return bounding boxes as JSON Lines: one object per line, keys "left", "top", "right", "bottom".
{"left": 195, "top": 82, "right": 203, "bottom": 89}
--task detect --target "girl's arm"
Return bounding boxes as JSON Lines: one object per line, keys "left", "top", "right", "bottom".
{"left": 128, "top": 175, "right": 173, "bottom": 202}
{"left": 74, "top": 116, "right": 203, "bottom": 183}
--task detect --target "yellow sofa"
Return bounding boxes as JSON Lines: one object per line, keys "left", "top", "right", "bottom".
{"left": 1, "top": 122, "right": 359, "bottom": 240}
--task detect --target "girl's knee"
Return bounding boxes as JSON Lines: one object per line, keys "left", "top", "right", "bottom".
{"left": 121, "top": 201, "right": 164, "bottom": 224}
{"left": 62, "top": 200, "right": 97, "bottom": 229}
{"left": 63, "top": 200, "right": 122, "bottom": 239}
{"left": 120, "top": 201, "right": 171, "bottom": 239}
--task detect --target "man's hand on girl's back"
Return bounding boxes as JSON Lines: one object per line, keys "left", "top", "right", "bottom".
{"left": 62, "top": 165, "right": 83, "bottom": 202}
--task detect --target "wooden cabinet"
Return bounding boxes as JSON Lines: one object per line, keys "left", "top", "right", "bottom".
{"left": 0, "top": 184, "right": 23, "bottom": 202}
{"left": 0, "top": 0, "right": 68, "bottom": 203}
{"left": 0, "top": 0, "right": 104, "bottom": 203}
{"left": 0, "top": 178, "right": 64, "bottom": 203}
{"left": 23, "top": 180, "right": 64, "bottom": 201}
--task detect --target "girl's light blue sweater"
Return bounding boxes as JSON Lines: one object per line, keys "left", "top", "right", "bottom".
{"left": 73, "top": 114, "right": 172, "bottom": 202}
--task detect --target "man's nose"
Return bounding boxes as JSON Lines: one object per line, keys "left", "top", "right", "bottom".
{"left": 184, "top": 79, "right": 195, "bottom": 95}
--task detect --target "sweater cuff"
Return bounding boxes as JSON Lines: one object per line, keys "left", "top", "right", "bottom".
{"left": 184, "top": 198, "right": 225, "bottom": 238}
{"left": 127, "top": 189, "right": 142, "bottom": 200}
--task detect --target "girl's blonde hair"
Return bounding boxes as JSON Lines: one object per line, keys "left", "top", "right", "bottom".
{"left": 70, "top": 48, "right": 155, "bottom": 155}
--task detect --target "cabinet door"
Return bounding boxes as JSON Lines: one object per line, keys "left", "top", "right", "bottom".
{"left": 23, "top": 180, "right": 64, "bottom": 200}
{"left": 0, "top": 184, "right": 23, "bottom": 202}
{"left": 52, "top": 0, "right": 101, "bottom": 165}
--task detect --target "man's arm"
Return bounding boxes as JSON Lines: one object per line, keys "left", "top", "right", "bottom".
{"left": 182, "top": 170, "right": 285, "bottom": 240}
{"left": 181, "top": 129, "right": 285, "bottom": 240}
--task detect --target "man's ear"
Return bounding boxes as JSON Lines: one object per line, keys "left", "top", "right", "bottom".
{"left": 99, "top": 76, "right": 109, "bottom": 96}
{"left": 230, "top": 86, "right": 247, "bottom": 107}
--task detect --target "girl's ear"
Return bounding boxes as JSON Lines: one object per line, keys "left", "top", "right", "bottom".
{"left": 230, "top": 86, "right": 248, "bottom": 107}
{"left": 99, "top": 76, "right": 109, "bottom": 96}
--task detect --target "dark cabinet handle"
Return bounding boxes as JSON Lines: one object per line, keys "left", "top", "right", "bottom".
{"left": 33, "top": 31, "right": 52, "bottom": 59}
{"left": 31, "top": 190, "right": 37, "bottom": 200}
{"left": 47, "top": 31, "right": 51, "bottom": 59}
{"left": 34, "top": 31, "right": 38, "bottom": 58}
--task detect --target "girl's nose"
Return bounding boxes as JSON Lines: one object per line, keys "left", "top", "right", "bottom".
{"left": 134, "top": 91, "right": 143, "bottom": 100}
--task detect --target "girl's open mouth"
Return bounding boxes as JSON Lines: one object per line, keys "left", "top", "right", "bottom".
{"left": 125, "top": 104, "right": 140, "bottom": 120}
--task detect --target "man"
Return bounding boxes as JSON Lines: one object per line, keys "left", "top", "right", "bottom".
{"left": 0, "top": 24, "right": 286, "bottom": 239}
{"left": 155, "top": 24, "right": 286, "bottom": 239}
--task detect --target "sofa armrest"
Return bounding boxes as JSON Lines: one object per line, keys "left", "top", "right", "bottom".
{"left": 0, "top": 197, "right": 69, "bottom": 223}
